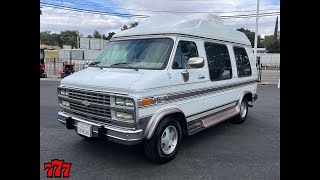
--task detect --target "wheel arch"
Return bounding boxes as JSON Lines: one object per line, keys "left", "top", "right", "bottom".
{"left": 144, "top": 106, "right": 187, "bottom": 140}
{"left": 236, "top": 91, "right": 252, "bottom": 112}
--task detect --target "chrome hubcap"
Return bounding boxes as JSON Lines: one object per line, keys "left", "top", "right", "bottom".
{"left": 161, "top": 125, "right": 178, "bottom": 155}
{"left": 240, "top": 101, "right": 247, "bottom": 118}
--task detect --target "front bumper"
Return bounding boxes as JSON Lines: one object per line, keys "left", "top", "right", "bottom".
{"left": 57, "top": 111, "right": 143, "bottom": 145}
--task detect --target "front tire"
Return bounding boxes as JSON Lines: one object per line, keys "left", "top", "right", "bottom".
{"left": 143, "top": 116, "right": 182, "bottom": 164}
{"left": 232, "top": 98, "right": 249, "bottom": 124}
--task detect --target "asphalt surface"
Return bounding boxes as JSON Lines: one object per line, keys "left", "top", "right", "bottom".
{"left": 40, "top": 81, "right": 280, "bottom": 179}
{"left": 260, "top": 70, "right": 280, "bottom": 84}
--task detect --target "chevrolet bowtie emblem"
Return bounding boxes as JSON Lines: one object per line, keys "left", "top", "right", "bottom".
{"left": 82, "top": 100, "right": 90, "bottom": 107}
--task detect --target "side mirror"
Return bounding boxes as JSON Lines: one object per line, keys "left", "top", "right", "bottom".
{"left": 188, "top": 57, "right": 204, "bottom": 68}
{"left": 181, "top": 57, "right": 204, "bottom": 82}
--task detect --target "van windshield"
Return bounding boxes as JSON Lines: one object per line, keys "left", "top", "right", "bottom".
{"left": 90, "top": 38, "right": 173, "bottom": 69}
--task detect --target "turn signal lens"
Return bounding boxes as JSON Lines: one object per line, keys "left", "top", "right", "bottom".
{"left": 141, "top": 98, "right": 152, "bottom": 106}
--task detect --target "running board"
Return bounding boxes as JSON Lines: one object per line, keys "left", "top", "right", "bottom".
{"left": 187, "top": 106, "right": 239, "bottom": 135}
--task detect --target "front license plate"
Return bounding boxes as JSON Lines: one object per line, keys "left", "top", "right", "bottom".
{"left": 77, "top": 122, "right": 92, "bottom": 137}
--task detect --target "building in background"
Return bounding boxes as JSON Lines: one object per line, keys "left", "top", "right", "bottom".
{"left": 58, "top": 37, "right": 109, "bottom": 61}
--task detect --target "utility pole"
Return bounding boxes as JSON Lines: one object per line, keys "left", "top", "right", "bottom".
{"left": 77, "top": 35, "right": 79, "bottom": 49}
{"left": 101, "top": 35, "right": 103, "bottom": 49}
{"left": 253, "top": 0, "right": 260, "bottom": 62}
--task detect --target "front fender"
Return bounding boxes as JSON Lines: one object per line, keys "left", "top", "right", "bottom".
{"left": 144, "top": 106, "right": 184, "bottom": 140}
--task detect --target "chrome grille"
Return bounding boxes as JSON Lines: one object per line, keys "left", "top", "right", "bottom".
{"left": 69, "top": 102, "right": 111, "bottom": 117}
{"left": 68, "top": 89, "right": 110, "bottom": 105}
{"left": 66, "top": 89, "right": 111, "bottom": 123}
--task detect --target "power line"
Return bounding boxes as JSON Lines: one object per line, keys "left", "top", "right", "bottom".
{"left": 41, "top": 2, "right": 279, "bottom": 20}
{"left": 50, "top": 0, "right": 279, "bottom": 14}
{"left": 221, "top": 12, "right": 280, "bottom": 19}
{"left": 222, "top": 13, "right": 280, "bottom": 19}
{"left": 40, "top": 2, "right": 149, "bottom": 18}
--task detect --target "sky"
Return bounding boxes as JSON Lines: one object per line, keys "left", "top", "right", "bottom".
{"left": 40, "top": 0, "right": 280, "bottom": 38}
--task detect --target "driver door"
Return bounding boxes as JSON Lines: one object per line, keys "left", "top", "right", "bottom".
{"left": 168, "top": 38, "right": 209, "bottom": 117}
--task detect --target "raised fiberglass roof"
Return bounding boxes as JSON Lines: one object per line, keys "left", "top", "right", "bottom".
{"left": 113, "top": 14, "right": 251, "bottom": 46}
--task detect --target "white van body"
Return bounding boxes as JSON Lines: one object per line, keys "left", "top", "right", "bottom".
{"left": 57, "top": 14, "right": 258, "bottom": 163}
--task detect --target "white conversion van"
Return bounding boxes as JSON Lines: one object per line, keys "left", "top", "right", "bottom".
{"left": 57, "top": 14, "right": 258, "bottom": 163}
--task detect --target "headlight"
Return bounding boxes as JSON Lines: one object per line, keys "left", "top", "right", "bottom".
{"left": 60, "top": 100, "right": 70, "bottom": 108}
{"left": 60, "top": 89, "right": 69, "bottom": 95}
{"left": 116, "top": 112, "right": 133, "bottom": 120}
{"left": 116, "top": 98, "right": 134, "bottom": 107}
{"left": 124, "top": 99, "right": 134, "bottom": 107}
{"left": 115, "top": 98, "right": 124, "bottom": 106}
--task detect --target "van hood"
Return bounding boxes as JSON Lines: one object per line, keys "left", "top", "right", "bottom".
{"left": 60, "top": 67, "right": 143, "bottom": 95}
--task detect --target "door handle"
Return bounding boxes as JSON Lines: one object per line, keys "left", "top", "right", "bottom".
{"left": 198, "top": 75, "right": 205, "bottom": 79}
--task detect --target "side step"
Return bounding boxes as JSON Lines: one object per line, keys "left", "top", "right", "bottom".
{"left": 187, "top": 106, "right": 239, "bottom": 135}
{"left": 187, "top": 121, "right": 205, "bottom": 135}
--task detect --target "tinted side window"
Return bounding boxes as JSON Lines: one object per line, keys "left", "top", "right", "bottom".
{"left": 233, "top": 47, "right": 252, "bottom": 77}
{"left": 205, "top": 42, "right": 232, "bottom": 81}
{"left": 172, "top": 41, "right": 198, "bottom": 69}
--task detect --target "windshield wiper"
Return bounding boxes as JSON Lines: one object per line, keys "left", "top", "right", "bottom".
{"left": 88, "top": 61, "right": 101, "bottom": 67}
{"left": 110, "top": 62, "right": 130, "bottom": 66}
{"left": 110, "top": 62, "right": 139, "bottom": 71}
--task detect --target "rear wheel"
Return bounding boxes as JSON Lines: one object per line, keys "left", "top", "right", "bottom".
{"left": 232, "top": 98, "right": 249, "bottom": 124}
{"left": 143, "top": 116, "right": 182, "bottom": 164}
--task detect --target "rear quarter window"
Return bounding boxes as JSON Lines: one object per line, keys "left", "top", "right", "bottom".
{"left": 233, "top": 46, "right": 252, "bottom": 77}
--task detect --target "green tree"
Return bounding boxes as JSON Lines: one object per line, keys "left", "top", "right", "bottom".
{"left": 50, "top": 33, "right": 62, "bottom": 46}
{"left": 236, "top": 28, "right": 263, "bottom": 48}
{"left": 102, "top": 34, "right": 107, "bottom": 40}
{"left": 121, "top": 25, "right": 128, "bottom": 31}
{"left": 106, "top": 32, "right": 115, "bottom": 40}
{"left": 40, "top": 31, "right": 61, "bottom": 46}
{"left": 87, "top": 35, "right": 92, "bottom": 38}
{"left": 40, "top": 31, "right": 51, "bottom": 45}
{"left": 130, "top": 22, "right": 139, "bottom": 28}
{"left": 60, "top": 30, "right": 79, "bottom": 48}
{"left": 93, "top": 30, "right": 102, "bottom": 39}
{"left": 262, "top": 35, "right": 280, "bottom": 53}
{"left": 121, "top": 22, "right": 139, "bottom": 31}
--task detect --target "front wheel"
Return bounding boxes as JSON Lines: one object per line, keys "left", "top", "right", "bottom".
{"left": 143, "top": 116, "right": 182, "bottom": 164}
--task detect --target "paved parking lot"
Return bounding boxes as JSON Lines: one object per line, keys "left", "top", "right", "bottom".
{"left": 40, "top": 81, "right": 280, "bottom": 179}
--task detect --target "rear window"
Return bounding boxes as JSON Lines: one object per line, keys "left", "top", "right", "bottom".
{"left": 233, "top": 47, "right": 252, "bottom": 77}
